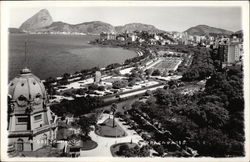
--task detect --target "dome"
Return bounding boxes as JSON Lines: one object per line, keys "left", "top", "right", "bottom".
{"left": 8, "top": 68, "right": 47, "bottom": 103}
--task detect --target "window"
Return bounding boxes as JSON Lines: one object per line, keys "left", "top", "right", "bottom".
{"left": 17, "top": 117, "right": 28, "bottom": 123}
{"left": 35, "top": 93, "right": 41, "bottom": 98}
{"left": 16, "top": 139, "right": 24, "bottom": 151}
{"left": 18, "top": 95, "right": 27, "bottom": 101}
{"left": 34, "top": 114, "right": 42, "bottom": 121}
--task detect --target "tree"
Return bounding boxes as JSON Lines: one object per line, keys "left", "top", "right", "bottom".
{"left": 62, "top": 73, "right": 70, "bottom": 79}
{"left": 138, "top": 145, "right": 150, "bottom": 157}
{"left": 46, "top": 83, "right": 56, "bottom": 96}
{"left": 50, "top": 96, "right": 103, "bottom": 117}
{"left": 106, "top": 63, "right": 121, "bottom": 70}
{"left": 112, "top": 69, "right": 121, "bottom": 76}
{"left": 98, "top": 86, "right": 105, "bottom": 91}
{"left": 112, "top": 80, "right": 128, "bottom": 89}
{"left": 155, "top": 89, "right": 174, "bottom": 106}
{"left": 145, "top": 68, "right": 153, "bottom": 76}
{"left": 153, "top": 144, "right": 165, "bottom": 156}
{"left": 145, "top": 90, "right": 153, "bottom": 96}
{"left": 168, "top": 80, "right": 178, "bottom": 89}
{"left": 67, "top": 134, "right": 81, "bottom": 147}
{"left": 152, "top": 69, "right": 161, "bottom": 76}
{"left": 200, "top": 102, "right": 229, "bottom": 128}
{"left": 119, "top": 144, "right": 135, "bottom": 157}
{"left": 45, "top": 76, "right": 56, "bottom": 83}
{"left": 77, "top": 116, "right": 94, "bottom": 138}
{"left": 88, "top": 84, "right": 99, "bottom": 90}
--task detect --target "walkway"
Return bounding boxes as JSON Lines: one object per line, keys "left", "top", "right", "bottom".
{"left": 80, "top": 114, "right": 145, "bottom": 157}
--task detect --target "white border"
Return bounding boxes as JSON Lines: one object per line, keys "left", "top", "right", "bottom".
{"left": 1, "top": 1, "right": 249, "bottom": 162}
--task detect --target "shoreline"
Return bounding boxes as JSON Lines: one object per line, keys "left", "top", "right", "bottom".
{"left": 43, "top": 43, "right": 143, "bottom": 81}
{"left": 9, "top": 34, "right": 141, "bottom": 81}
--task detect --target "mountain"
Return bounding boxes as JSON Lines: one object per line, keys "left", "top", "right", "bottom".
{"left": 16, "top": 9, "right": 164, "bottom": 34}
{"left": 9, "top": 28, "right": 25, "bottom": 33}
{"left": 42, "top": 21, "right": 116, "bottom": 34}
{"left": 115, "top": 23, "right": 164, "bottom": 33}
{"left": 184, "top": 25, "right": 233, "bottom": 36}
{"left": 235, "top": 30, "right": 243, "bottom": 34}
{"left": 20, "top": 9, "right": 53, "bottom": 31}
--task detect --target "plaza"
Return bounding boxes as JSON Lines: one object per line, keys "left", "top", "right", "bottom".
{"left": 80, "top": 113, "right": 147, "bottom": 157}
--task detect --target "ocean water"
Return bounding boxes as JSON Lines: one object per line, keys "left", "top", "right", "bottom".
{"left": 8, "top": 34, "right": 137, "bottom": 80}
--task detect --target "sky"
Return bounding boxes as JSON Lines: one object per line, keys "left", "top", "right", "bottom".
{"left": 9, "top": 7, "right": 242, "bottom": 32}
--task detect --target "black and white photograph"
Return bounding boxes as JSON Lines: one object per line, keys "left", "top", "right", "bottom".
{"left": 1, "top": 1, "right": 249, "bottom": 161}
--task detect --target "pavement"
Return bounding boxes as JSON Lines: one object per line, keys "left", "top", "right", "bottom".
{"left": 80, "top": 114, "right": 145, "bottom": 157}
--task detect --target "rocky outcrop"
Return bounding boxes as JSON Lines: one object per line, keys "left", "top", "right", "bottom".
{"left": 19, "top": 9, "right": 53, "bottom": 31}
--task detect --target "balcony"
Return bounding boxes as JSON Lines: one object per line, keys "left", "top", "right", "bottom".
{"left": 9, "top": 130, "right": 32, "bottom": 137}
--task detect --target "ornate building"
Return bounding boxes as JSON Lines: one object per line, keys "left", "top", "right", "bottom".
{"left": 8, "top": 67, "right": 57, "bottom": 152}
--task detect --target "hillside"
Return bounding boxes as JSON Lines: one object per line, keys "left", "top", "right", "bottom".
{"left": 184, "top": 25, "right": 233, "bottom": 36}
{"left": 15, "top": 9, "right": 236, "bottom": 36}
{"left": 43, "top": 21, "right": 116, "bottom": 34}
{"left": 16, "top": 9, "right": 165, "bottom": 34}
{"left": 115, "top": 23, "right": 164, "bottom": 33}
{"left": 9, "top": 28, "right": 25, "bottom": 33}
{"left": 20, "top": 9, "right": 53, "bottom": 31}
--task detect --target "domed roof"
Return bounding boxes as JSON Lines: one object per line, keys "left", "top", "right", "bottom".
{"left": 8, "top": 67, "right": 47, "bottom": 102}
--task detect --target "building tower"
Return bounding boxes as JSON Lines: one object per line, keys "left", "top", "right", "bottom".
{"left": 94, "top": 71, "right": 101, "bottom": 84}
{"left": 8, "top": 67, "right": 57, "bottom": 152}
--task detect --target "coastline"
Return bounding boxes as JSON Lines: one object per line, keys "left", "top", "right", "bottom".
{"left": 9, "top": 34, "right": 139, "bottom": 81}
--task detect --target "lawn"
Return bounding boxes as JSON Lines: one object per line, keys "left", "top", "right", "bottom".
{"left": 95, "top": 118, "right": 127, "bottom": 137}
{"left": 80, "top": 140, "right": 98, "bottom": 150}
{"left": 110, "top": 142, "right": 137, "bottom": 157}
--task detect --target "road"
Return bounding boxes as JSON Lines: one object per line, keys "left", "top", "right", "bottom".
{"left": 102, "top": 84, "right": 164, "bottom": 103}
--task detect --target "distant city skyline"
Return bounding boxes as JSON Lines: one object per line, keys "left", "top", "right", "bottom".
{"left": 9, "top": 7, "right": 242, "bottom": 32}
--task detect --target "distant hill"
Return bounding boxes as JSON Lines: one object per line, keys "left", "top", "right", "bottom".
{"left": 9, "top": 28, "right": 25, "bottom": 33}
{"left": 184, "top": 25, "right": 233, "bottom": 36}
{"left": 42, "top": 21, "right": 116, "bottom": 34}
{"left": 115, "top": 23, "right": 164, "bottom": 33}
{"left": 15, "top": 9, "right": 165, "bottom": 34}
{"left": 20, "top": 9, "right": 53, "bottom": 31}
{"left": 13, "top": 9, "right": 236, "bottom": 36}
{"left": 235, "top": 30, "right": 243, "bottom": 34}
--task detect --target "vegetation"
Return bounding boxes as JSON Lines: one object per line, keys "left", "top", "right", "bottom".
{"left": 182, "top": 47, "right": 214, "bottom": 81}
{"left": 130, "top": 65, "right": 244, "bottom": 157}
{"left": 151, "top": 69, "right": 161, "bottom": 76}
{"left": 112, "top": 80, "right": 128, "bottom": 89}
{"left": 95, "top": 118, "right": 127, "bottom": 137}
{"left": 50, "top": 96, "right": 103, "bottom": 117}
{"left": 111, "top": 143, "right": 150, "bottom": 157}
{"left": 66, "top": 133, "right": 98, "bottom": 151}
{"left": 80, "top": 140, "right": 98, "bottom": 150}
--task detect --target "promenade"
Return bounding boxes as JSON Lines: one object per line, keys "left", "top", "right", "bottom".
{"left": 80, "top": 114, "right": 145, "bottom": 157}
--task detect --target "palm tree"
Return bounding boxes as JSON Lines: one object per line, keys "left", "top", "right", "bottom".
{"left": 111, "top": 103, "right": 117, "bottom": 127}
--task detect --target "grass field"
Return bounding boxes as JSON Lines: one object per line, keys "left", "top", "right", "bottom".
{"left": 80, "top": 140, "right": 98, "bottom": 150}
{"left": 95, "top": 118, "right": 127, "bottom": 138}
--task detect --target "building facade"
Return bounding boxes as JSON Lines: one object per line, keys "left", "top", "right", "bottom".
{"left": 218, "top": 42, "right": 243, "bottom": 66}
{"left": 8, "top": 68, "right": 58, "bottom": 152}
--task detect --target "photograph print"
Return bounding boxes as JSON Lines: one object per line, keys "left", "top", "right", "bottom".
{"left": 1, "top": 1, "right": 249, "bottom": 161}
